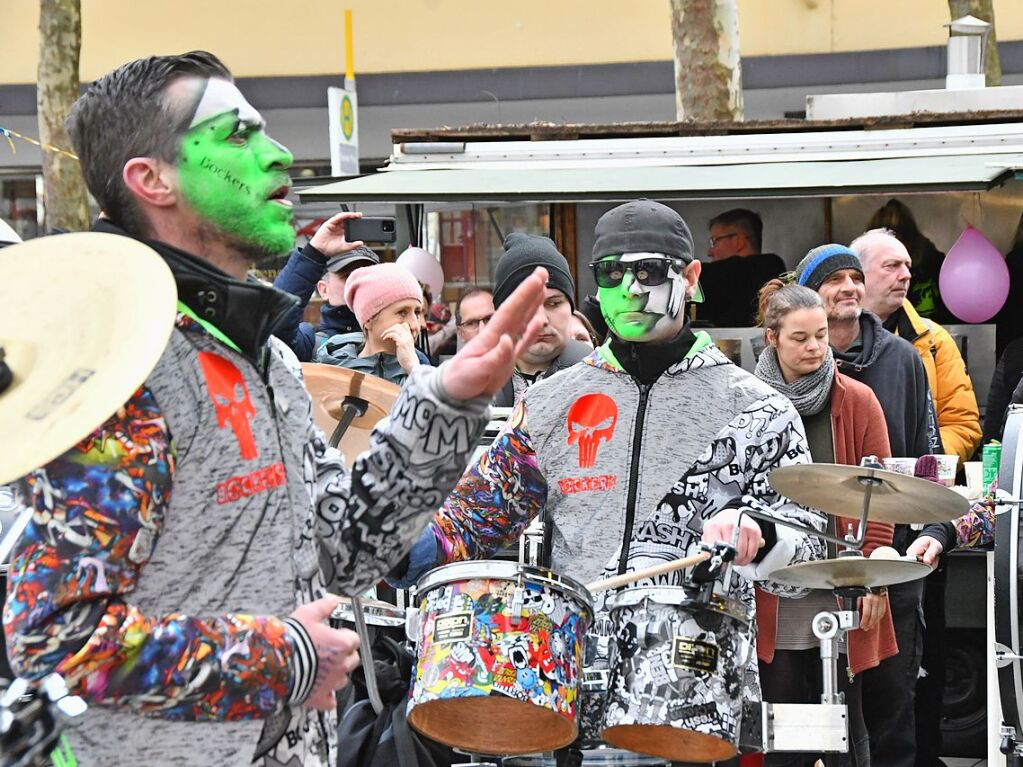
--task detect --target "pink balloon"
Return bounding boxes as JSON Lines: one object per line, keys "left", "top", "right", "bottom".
{"left": 397, "top": 246, "right": 445, "bottom": 298}
{"left": 938, "top": 225, "right": 1009, "bottom": 323}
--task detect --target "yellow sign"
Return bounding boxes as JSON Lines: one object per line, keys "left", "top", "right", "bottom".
{"left": 341, "top": 96, "right": 355, "bottom": 142}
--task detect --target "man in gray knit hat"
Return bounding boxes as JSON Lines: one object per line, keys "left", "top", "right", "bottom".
{"left": 393, "top": 200, "right": 826, "bottom": 763}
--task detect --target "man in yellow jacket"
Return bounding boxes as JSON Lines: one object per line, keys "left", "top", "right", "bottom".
{"left": 852, "top": 227, "right": 981, "bottom": 767}
{"left": 852, "top": 228, "right": 981, "bottom": 465}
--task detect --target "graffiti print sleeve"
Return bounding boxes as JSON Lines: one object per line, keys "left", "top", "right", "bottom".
{"left": 390, "top": 399, "right": 549, "bottom": 588}
{"left": 4, "top": 387, "right": 305, "bottom": 719}
{"left": 730, "top": 393, "right": 827, "bottom": 597}
{"left": 309, "top": 364, "right": 491, "bottom": 595}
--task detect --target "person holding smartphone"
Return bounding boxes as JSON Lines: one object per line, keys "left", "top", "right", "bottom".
{"left": 316, "top": 262, "right": 431, "bottom": 385}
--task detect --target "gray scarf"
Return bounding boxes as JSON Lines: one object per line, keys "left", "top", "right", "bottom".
{"left": 754, "top": 344, "right": 835, "bottom": 416}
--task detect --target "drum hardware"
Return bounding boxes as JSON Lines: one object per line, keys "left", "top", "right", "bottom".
{"left": 0, "top": 233, "right": 178, "bottom": 486}
{"left": 764, "top": 464, "right": 970, "bottom": 550}
{"left": 995, "top": 642, "right": 1023, "bottom": 668}
{"left": 1, "top": 675, "right": 86, "bottom": 767}
{"left": 760, "top": 701, "right": 849, "bottom": 755}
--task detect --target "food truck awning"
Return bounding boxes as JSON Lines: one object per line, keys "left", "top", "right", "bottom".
{"left": 298, "top": 152, "right": 1023, "bottom": 204}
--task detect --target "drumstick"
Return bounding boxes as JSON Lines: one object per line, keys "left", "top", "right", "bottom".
{"left": 586, "top": 551, "right": 711, "bottom": 593}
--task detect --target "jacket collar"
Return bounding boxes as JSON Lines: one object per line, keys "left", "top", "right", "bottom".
{"left": 833, "top": 311, "right": 886, "bottom": 372}
{"left": 884, "top": 299, "right": 929, "bottom": 343}
{"left": 92, "top": 219, "right": 298, "bottom": 362}
{"left": 591, "top": 329, "right": 725, "bottom": 377}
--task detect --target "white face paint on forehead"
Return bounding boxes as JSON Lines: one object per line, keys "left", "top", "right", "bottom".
{"left": 619, "top": 251, "right": 686, "bottom": 318}
{"left": 189, "top": 78, "right": 263, "bottom": 130}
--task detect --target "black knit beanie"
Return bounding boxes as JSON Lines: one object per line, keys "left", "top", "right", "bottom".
{"left": 493, "top": 233, "right": 575, "bottom": 309}
{"left": 795, "top": 244, "right": 863, "bottom": 292}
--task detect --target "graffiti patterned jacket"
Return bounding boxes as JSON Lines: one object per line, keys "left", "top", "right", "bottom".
{"left": 395, "top": 333, "right": 826, "bottom": 692}
{"left": 3, "top": 226, "right": 489, "bottom": 767}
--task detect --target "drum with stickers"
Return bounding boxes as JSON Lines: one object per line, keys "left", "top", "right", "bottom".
{"left": 601, "top": 585, "right": 753, "bottom": 763}
{"left": 407, "top": 560, "right": 593, "bottom": 755}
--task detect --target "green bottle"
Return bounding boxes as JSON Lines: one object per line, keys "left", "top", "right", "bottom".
{"left": 982, "top": 441, "right": 1002, "bottom": 494}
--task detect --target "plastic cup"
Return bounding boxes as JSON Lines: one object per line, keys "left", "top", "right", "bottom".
{"left": 964, "top": 461, "right": 983, "bottom": 496}
{"left": 882, "top": 457, "right": 917, "bottom": 476}
{"left": 934, "top": 454, "right": 959, "bottom": 487}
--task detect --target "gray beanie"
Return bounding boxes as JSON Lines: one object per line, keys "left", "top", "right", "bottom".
{"left": 493, "top": 233, "right": 575, "bottom": 309}
{"left": 592, "top": 200, "right": 694, "bottom": 262}
{"left": 794, "top": 244, "right": 863, "bottom": 292}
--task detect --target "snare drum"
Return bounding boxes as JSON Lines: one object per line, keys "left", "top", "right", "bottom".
{"left": 407, "top": 561, "right": 593, "bottom": 755}
{"left": 601, "top": 586, "right": 753, "bottom": 764}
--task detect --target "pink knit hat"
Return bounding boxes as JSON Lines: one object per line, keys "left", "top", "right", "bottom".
{"left": 344, "top": 262, "right": 424, "bottom": 328}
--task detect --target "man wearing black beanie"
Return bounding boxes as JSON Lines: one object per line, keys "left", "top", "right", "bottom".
{"left": 392, "top": 201, "right": 825, "bottom": 764}
{"left": 491, "top": 232, "right": 592, "bottom": 406}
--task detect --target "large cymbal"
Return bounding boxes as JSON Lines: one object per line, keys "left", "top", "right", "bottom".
{"left": 768, "top": 556, "right": 932, "bottom": 590}
{"left": 769, "top": 463, "right": 969, "bottom": 525}
{"left": 301, "top": 363, "right": 400, "bottom": 466}
{"left": 0, "top": 233, "right": 176, "bottom": 485}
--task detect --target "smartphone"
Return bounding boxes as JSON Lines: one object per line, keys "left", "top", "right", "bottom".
{"left": 344, "top": 216, "right": 397, "bottom": 243}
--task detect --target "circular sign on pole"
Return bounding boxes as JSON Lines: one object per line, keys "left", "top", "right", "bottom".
{"left": 341, "top": 95, "right": 355, "bottom": 141}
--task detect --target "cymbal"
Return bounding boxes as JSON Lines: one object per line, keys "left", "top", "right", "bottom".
{"left": 0, "top": 233, "right": 177, "bottom": 485}
{"left": 769, "top": 463, "right": 969, "bottom": 525}
{"left": 768, "top": 556, "right": 932, "bottom": 590}
{"left": 301, "top": 363, "right": 400, "bottom": 466}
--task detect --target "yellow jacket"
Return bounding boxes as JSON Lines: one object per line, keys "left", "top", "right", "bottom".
{"left": 892, "top": 300, "right": 981, "bottom": 465}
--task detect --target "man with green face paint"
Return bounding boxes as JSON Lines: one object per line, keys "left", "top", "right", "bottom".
{"left": 176, "top": 77, "right": 297, "bottom": 259}
{"left": 391, "top": 199, "right": 826, "bottom": 761}
{"left": 5, "top": 52, "right": 551, "bottom": 767}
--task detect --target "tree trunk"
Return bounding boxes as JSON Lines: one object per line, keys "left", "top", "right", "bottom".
{"left": 670, "top": 0, "right": 743, "bottom": 122}
{"left": 37, "top": 0, "right": 89, "bottom": 232}
{"left": 948, "top": 0, "right": 1002, "bottom": 86}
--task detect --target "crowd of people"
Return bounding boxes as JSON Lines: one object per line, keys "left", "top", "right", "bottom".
{"left": 1, "top": 48, "right": 1018, "bottom": 767}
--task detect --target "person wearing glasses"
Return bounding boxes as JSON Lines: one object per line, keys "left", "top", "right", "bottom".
{"left": 390, "top": 200, "right": 825, "bottom": 762}
{"left": 455, "top": 288, "right": 495, "bottom": 348}
{"left": 488, "top": 233, "right": 592, "bottom": 407}
{"left": 694, "top": 208, "right": 786, "bottom": 328}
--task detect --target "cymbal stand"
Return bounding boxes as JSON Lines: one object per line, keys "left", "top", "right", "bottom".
{"left": 742, "top": 467, "right": 882, "bottom": 552}
{"left": 813, "top": 586, "right": 864, "bottom": 704}
{"left": 328, "top": 395, "right": 381, "bottom": 714}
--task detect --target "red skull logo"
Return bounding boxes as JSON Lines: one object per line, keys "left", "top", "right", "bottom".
{"left": 198, "top": 352, "right": 259, "bottom": 461}
{"left": 566, "top": 393, "right": 618, "bottom": 469}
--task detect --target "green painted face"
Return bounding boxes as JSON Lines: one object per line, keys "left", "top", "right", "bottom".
{"left": 596, "top": 253, "right": 687, "bottom": 343}
{"left": 177, "top": 80, "right": 295, "bottom": 257}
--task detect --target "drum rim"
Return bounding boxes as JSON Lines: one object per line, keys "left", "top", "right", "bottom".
{"left": 994, "top": 406, "right": 1023, "bottom": 735}
{"left": 606, "top": 585, "right": 750, "bottom": 623}
{"left": 416, "top": 560, "right": 593, "bottom": 613}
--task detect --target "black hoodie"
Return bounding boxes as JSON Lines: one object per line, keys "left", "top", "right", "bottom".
{"left": 832, "top": 311, "right": 932, "bottom": 459}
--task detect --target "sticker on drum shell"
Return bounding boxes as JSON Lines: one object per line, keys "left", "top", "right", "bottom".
{"left": 672, "top": 636, "right": 718, "bottom": 674}
{"left": 433, "top": 611, "right": 473, "bottom": 643}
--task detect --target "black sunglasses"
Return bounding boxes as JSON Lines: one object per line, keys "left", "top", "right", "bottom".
{"left": 589, "top": 257, "right": 684, "bottom": 289}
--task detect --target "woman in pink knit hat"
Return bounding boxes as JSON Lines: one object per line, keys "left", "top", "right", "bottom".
{"left": 315, "top": 262, "right": 429, "bottom": 384}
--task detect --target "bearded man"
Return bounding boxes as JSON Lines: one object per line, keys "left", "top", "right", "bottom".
{"left": 3, "top": 52, "right": 547, "bottom": 767}
{"left": 391, "top": 200, "right": 825, "bottom": 759}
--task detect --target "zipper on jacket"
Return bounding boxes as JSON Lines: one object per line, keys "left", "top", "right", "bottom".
{"left": 616, "top": 381, "right": 651, "bottom": 575}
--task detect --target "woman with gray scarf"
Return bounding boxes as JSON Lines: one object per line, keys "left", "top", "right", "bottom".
{"left": 753, "top": 281, "right": 896, "bottom": 767}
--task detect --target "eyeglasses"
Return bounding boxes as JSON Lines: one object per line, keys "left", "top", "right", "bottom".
{"left": 588, "top": 257, "right": 683, "bottom": 289}
{"left": 708, "top": 232, "right": 740, "bottom": 248}
{"left": 457, "top": 315, "right": 492, "bottom": 330}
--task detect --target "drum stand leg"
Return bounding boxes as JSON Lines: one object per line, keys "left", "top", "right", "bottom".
{"left": 813, "top": 611, "right": 844, "bottom": 706}
{"left": 349, "top": 597, "right": 385, "bottom": 715}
